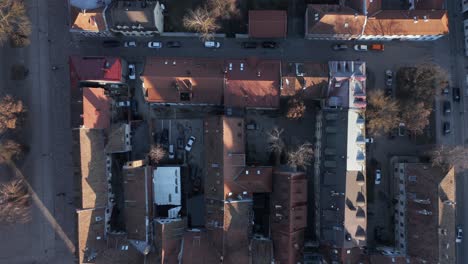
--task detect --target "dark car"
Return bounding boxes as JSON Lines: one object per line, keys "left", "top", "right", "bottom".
{"left": 332, "top": 44, "right": 348, "bottom": 51}
{"left": 443, "top": 122, "right": 451, "bottom": 135}
{"left": 102, "top": 40, "right": 120, "bottom": 48}
{"left": 385, "top": 88, "right": 392, "bottom": 97}
{"left": 166, "top": 41, "right": 181, "bottom": 48}
{"left": 443, "top": 101, "right": 451, "bottom": 114}
{"left": 453, "top": 87, "right": 461, "bottom": 102}
{"left": 242, "top": 42, "right": 257, "bottom": 49}
{"left": 262, "top": 41, "right": 277, "bottom": 49}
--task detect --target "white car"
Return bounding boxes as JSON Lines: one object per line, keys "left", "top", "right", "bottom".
{"left": 117, "top": 101, "right": 130, "bottom": 107}
{"left": 124, "top": 41, "right": 137, "bottom": 47}
{"left": 185, "top": 136, "right": 196, "bottom": 152}
{"left": 354, "top": 44, "right": 368, "bottom": 51}
{"left": 456, "top": 227, "right": 463, "bottom": 243}
{"left": 168, "top": 144, "right": 175, "bottom": 159}
{"left": 128, "top": 64, "right": 136, "bottom": 80}
{"left": 148, "top": 41, "right": 162, "bottom": 48}
{"left": 375, "top": 169, "right": 381, "bottom": 185}
{"left": 204, "top": 41, "right": 221, "bottom": 48}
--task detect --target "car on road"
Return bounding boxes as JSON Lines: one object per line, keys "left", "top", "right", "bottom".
{"left": 102, "top": 40, "right": 120, "bottom": 48}
{"left": 398, "top": 123, "right": 406, "bottom": 136}
{"left": 185, "top": 136, "right": 196, "bottom": 152}
{"left": 262, "top": 41, "right": 277, "bottom": 49}
{"left": 354, "top": 44, "right": 368, "bottom": 51}
{"left": 168, "top": 145, "right": 175, "bottom": 159}
{"left": 385, "top": 88, "right": 393, "bottom": 97}
{"left": 117, "top": 101, "right": 130, "bottom": 107}
{"left": 124, "top": 41, "right": 137, "bottom": 48}
{"left": 128, "top": 64, "right": 136, "bottom": 80}
{"left": 242, "top": 42, "right": 257, "bottom": 49}
{"left": 365, "top": 138, "right": 374, "bottom": 143}
{"left": 456, "top": 227, "right": 463, "bottom": 243}
{"left": 442, "top": 85, "right": 449, "bottom": 95}
{"left": 443, "top": 101, "right": 451, "bottom": 114}
{"left": 332, "top": 44, "right": 348, "bottom": 51}
{"left": 443, "top": 122, "right": 451, "bottom": 135}
{"left": 147, "top": 41, "right": 162, "bottom": 48}
{"left": 385, "top": 70, "right": 393, "bottom": 87}
{"left": 204, "top": 41, "right": 221, "bottom": 48}
{"left": 453, "top": 87, "right": 461, "bottom": 102}
{"left": 375, "top": 169, "right": 381, "bottom": 185}
{"left": 166, "top": 41, "right": 181, "bottom": 48}
{"left": 369, "top": 43, "right": 384, "bottom": 51}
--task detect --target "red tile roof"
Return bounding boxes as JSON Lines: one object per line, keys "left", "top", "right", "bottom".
{"left": 225, "top": 59, "right": 280, "bottom": 108}
{"left": 181, "top": 230, "right": 220, "bottom": 264}
{"left": 248, "top": 10, "right": 287, "bottom": 38}
{"left": 364, "top": 10, "right": 449, "bottom": 36}
{"left": 281, "top": 62, "right": 328, "bottom": 98}
{"left": 223, "top": 202, "right": 252, "bottom": 264}
{"left": 306, "top": 5, "right": 366, "bottom": 36}
{"left": 141, "top": 58, "right": 224, "bottom": 105}
{"left": 235, "top": 166, "right": 273, "bottom": 193}
{"left": 271, "top": 170, "right": 308, "bottom": 264}
{"left": 82, "top": 88, "right": 111, "bottom": 129}
{"left": 154, "top": 219, "right": 186, "bottom": 264}
{"left": 69, "top": 56, "right": 123, "bottom": 84}
{"left": 70, "top": 7, "right": 107, "bottom": 32}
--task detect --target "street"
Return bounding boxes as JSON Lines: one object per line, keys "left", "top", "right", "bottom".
{"left": 0, "top": 0, "right": 465, "bottom": 263}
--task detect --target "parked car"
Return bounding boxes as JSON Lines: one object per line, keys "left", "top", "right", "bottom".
{"left": 442, "top": 85, "right": 449, "bottom": 95}
{"left": 443, "top": 122, "right": 451, "bottom": 135}
{"left": 385, "top": 70, "right": 393, "bottom": 87}
{"left": 354, "top": 44, "right": 368, "bottom": 51}
{"left": 160, "top": 129, "right": 169, "bottom": 145}
{"left": 147, "top": 41, "right": 162, "bottom": 48}
{"left": 102, "top": 40, "right": 120, "bottom": 48}
{"left": 385, "top": 88, "right": 393, "bottom": 97}
{"left": 398, "top": 123, "right": 406, "bottom": 136}
{"left": 262, "top": 41, "right": 277, "bottom": 49}
{"left": 166, "top": 41, "right": 181, "bottom": 48}
{"left": 204, "top": 41, "right": 221, "bottom": 48}
{"left": 168, "top": 144, "right": 175, "bottom": 159}
{"left": 128, "top": 64, "right": 136, "bottom": 80}
{"left": 185, "top": 136, "right": 196, "bottom": 152}
{"left": 242, "top": 41, "right": 257, "bottom": 49}
{"left": 332, "top": 44, "right": 348, "bottom": 51}
{"left": 375, "top": 169, "right": 381, "bottom": 185}
{"left": 117, "top": 101, "right": 130, "bottom": 107}
{"left": 443, "top": 101, "right": 451, "bottom": 114}
{"left": 370, "top": 43, "right": 385, "bottom": 51}
{"left": 365, "top": 138, "right": 374, "bottom": 143}
{"left": 456, "top": 227, "right": 463, "bottom": 243}
{"left": 124, "top": 41, "right": 137, "bottom": 47}
{"left": 453, "top": 87, "right": 461, "bottom": 102}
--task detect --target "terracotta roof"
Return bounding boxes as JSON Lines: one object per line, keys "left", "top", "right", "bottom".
{"left": 105, "top": 124, "right": 131, "bottom": 153}
{"left": 69, "top": 56, "right": 123, "bottom": 83}
{"left": 404, "top": 164, "right": 456, "bottom": 263}
{"left": 225, "top": 59, "right": 280, "bottom": 108}
{"left": 141, "top": 58, "right": 224, "bottom": 105}
{"left": 365, "top": 10, "right": 449, "bottom": 36}
{"left": 123, "top": 165, "right": 152, "bottom": 241}
{"left": 306, "top": 5, "right": 366, "bottom": 36}
{"left": 181, "top": 230, "right": 220, "bottom": 264}
{"left": 251, "top": 238, "right": 273, "bottom": 264}
{"left": 248, "top": 10, "right": 287, "bottom": 38}
{"left": 70, "top": 7, "right": 107, "bottom": 32}
{"left": 223, "top": 202, "right": 252, "bottom": 264}
{"left": 79, "top": 129, "right": 107, "bottom": 209}
{"left": 281, "top": 62, "right": 329, "bottom": 98}
{"left": 271, "top": 170, "right": 308, "bottom": 264}
{"left": 77, "top": 208, "right": 106, "bottom": 264}
{"left": 106, "top": 1, "right": 161, "bottom": 30}
{"left": 235, "top": 167, "right": 273, "bottom": 193}
{"left": 82, "top": 88, "right": 111, "bottom": 129}
{"left": 154, "top": 219, "right": 186, "bottom": 264}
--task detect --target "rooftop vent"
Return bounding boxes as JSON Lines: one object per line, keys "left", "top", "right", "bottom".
{"left": 413, "top": 17, "right": 418, "bottom": 23}
{"left": 423, "top": 16, "right": 428, "bottom": 22}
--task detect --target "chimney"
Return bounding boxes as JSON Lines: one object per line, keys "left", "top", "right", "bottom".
{"left": 413, "top": 16, "right": 418, "bottom": 23}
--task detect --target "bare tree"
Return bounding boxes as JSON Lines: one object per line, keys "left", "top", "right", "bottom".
{"left": 401, "top": 101, "right": 431, "bottom": 135}
{"left": 266, "top": 128, "right": 284, "bottom": 154}
{"left": 366, "top": 90, "right": 400, "bottom": 135}
{"left": 0, "top": 139, "right": 22, "bottom": 162}
{"left": 0, "top": 95, "right": 26, "bottom": 133}
{"left": 287, "top": 142, "right": 314, "bottom": 170}
{"left": 149, "top": 145, "right": 166, "bottom": 164}
{"left": 183, "top": 7, "right": 220, "bottom": 41}
{"left": 0, "top": 0, "right": 31, "bottom": 47}
{"left": 208, "top": 0, "right": 240, "bottom": 19}
{"left": 430, "top": 145, "right": 468, "bottom": 170}
{"left": 0, "top": 178, "right": 30, "bottom": 224}
{"left": 286, "top": 97, "right": 306, "bottom": 120}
